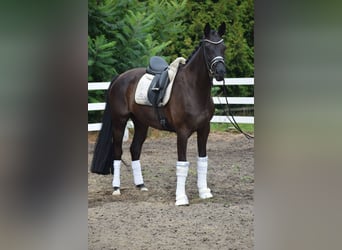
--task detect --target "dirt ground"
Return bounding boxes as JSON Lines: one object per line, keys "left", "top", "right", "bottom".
{"left": 88, "top": 129, "right": 254, "bottom": 250}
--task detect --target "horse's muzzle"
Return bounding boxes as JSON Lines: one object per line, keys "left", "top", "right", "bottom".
{"left": 214, "top": 62, "right": 226, "bottom": 81}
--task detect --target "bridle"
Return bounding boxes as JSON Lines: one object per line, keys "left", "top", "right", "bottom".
{"left": 201, "top": 38, "right": 225, "bottom": 77}
{"left": 201, "top": 38, "right": 254, "bottom": 140}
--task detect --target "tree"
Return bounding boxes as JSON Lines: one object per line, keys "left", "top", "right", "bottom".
{"left": 88, "top": 0, "right": 187, "bottom": 81}
{"left": 181, "top": 0, "right": 254, "bottom": 116}
{"left": 88, "top": 0, "right": 187, "bottom": 122}
{"left": 88, "top": 0, "right": 254, "bottom": 121}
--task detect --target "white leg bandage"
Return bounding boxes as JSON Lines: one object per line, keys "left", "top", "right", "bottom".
{"left": 112, "top": 160, "right": 121, "bottom": 188}
{"left": 197, "top": 156, "right": 213, "bottom": 199}
{"left": 132, "top": 160, "right": 144, "bottom": 186}
{"left": 175, "top": 161, "right": 189, "bottom": 206}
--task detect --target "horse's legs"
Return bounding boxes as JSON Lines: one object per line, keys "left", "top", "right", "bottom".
{"left": 112, "top": 118, "right": 128, "bottom": 195}
{"left": 196, "top": 123, "right": 213, "bottom": 199}
{"left": 175, "top": 130, "right": 191, "bottom": 206}
{"left": 130, "top": 119, "right": 148, "bottom": 191}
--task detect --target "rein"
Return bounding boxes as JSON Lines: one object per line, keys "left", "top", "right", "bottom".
{"left": 220, "top": 79, "right": 254, "bottom": 140}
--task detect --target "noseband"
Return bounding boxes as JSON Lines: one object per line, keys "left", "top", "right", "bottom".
{"left": 201, "top": 38, "right": 225, "bottom": 77}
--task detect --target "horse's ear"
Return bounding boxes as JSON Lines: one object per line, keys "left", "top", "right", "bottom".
{"left": 218, "top": 22, "right": 226, "bottom": 36}
{"left": 204, "top": 23, "right": 211, "bottom": 37}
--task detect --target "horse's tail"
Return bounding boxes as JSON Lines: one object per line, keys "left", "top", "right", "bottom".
{"left": 90, "top": 76, "right": 118, "bottom": 175}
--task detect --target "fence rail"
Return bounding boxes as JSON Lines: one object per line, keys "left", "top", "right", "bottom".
{"left": 88, "top": 78, "right": 254, "bottom": 131}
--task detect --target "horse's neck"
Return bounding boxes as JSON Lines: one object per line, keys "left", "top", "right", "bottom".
{"left": 182, "top": 47, "right": 212, "bottom": 98}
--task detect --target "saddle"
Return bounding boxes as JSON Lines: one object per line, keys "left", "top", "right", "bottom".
{"left": 135, "top": 56, "right": 186, "bottom": 130}
{"left": 146, "top": 56, "right": 170, "bottom": 107}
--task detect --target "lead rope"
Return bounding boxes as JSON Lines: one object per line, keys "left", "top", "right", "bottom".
{"left": 220, "top": 79, "right": 254, "bottom": 140}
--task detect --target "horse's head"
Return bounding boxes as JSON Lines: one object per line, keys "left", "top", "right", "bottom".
{"left": 202, "top": 22, "right": 227, "bottom": 81}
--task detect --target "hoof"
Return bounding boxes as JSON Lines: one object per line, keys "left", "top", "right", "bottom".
{"left": 136, "top": 184, "right": 148, "bottom": 192}
{"left": 112, "top": 187, "right": 121, "bottom": 196}
{"left": 199, "top": 188, "right": 213, "bottom": 199}
{"left": 175, "top": 195, "right": 189, "bottom": 206}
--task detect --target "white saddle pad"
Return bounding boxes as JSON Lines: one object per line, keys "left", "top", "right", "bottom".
{"left": 135, "top": 57, "right": 186, "bottom": 106}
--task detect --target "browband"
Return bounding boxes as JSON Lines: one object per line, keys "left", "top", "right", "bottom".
{"left": 201, "top": 39, "right": 224, "bottom": 44}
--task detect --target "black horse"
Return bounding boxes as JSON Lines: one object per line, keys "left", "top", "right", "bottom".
{"left": 91, "top": 23, "right": 226, "bottom": 205}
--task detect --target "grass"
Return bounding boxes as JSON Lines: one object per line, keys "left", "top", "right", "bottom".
{"left": 210, "top": 123, "right": 254, "bottom": 133}
{"left": 146, "top": 124, "right": 254, "bottom": 138}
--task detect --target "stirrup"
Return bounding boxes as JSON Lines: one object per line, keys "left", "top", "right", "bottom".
{"left": 175, "top": 195, "right": 189, "bottom": 206}
{"left": 199, "top": 188, "right": 213, "bottom": 199}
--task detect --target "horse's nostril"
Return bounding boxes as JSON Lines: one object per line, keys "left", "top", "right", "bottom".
{"left": 215, "top": 75, "right": 224, "bottom": 81}
{"left": 215, "top": 69, "right": 226, "bottom": 80}
{"left": 215, "top": 64, "right": 226, "bottom": 75}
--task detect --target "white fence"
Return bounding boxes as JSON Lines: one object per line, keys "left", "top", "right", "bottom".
{"left": 88, "top": 78, "right": 254, "bottom": 131}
